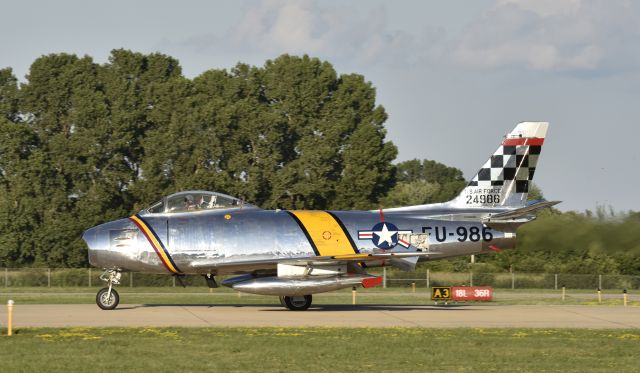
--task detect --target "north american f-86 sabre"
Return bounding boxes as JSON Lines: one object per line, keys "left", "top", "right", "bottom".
{"left": 83, "top": 122, "right": 558, "bottom": 310}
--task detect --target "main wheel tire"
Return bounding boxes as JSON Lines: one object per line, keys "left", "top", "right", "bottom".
{"left": 282, "top": 295, "right": 312, "bottom": 311}
{"left": 96, "top": 287, "right": 119, "bottom": 310}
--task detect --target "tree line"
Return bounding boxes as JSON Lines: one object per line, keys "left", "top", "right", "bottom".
{"left": 0, "top": 50, "right": 638, "bottom": 275}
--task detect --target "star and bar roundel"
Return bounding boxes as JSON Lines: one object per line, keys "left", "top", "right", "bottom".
{"left": 358, "top": 221, "right": 412, "bottom": 250}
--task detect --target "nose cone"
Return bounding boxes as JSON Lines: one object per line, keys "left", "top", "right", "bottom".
{"left": 83, "top": 218, "right": 138, "bottom": 269}
{"left": 82, "top": 225, "right": 100, "bottom": 251}
{"left": 83, "top": 224, "right": 108, "bottom": 267}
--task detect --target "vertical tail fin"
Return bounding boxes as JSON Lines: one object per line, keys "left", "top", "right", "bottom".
{"left": 450, "top": 122, "right": 548, "bottom": 208}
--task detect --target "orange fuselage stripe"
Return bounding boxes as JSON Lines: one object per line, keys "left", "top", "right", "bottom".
{"left": 288, "top": 211, "right": 358, "bottom": 257}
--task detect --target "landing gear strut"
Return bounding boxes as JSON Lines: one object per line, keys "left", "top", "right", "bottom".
{"left": 279, "top": 295, "right": 313, "bottom": 311}
{"left": 96, "top": 269, "right": 121, "bottom": 310}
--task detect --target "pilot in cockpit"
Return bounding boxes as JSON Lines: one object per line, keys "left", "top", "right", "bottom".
{"left": 197, "top": 195, "right": 209, "bottom": 209}
{"left": 184, "top": 195, "right": 197, "bottom": 210}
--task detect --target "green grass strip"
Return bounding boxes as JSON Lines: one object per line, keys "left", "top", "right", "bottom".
{"left": 1, "top": 327, "right": 638, "bottom": 372}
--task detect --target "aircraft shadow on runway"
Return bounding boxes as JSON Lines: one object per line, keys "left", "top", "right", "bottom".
{"left": 116, "top": 303, "right": 475, "bottom": 312}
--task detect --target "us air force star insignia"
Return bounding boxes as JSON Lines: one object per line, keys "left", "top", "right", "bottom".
{"left": 358, "top": 222, "right": 413, "bottom": 250}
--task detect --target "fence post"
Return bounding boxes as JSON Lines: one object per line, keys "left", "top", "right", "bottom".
{"left": 7, "top": 300, "right": 14, "bottom": 336}
{"left": 47, "top": 268, "right": 51, "bottom": 287}
{"left": 4, "top": 268, "right": 7, "bottom": 287}
{"left": 469, "top": 272, "right": 473, "bottom": 287}
{"left": 88, "top": 268, "right": 92, "bottom": 287}
{"left": 598, "top": 274, "right": 602, "bottom": 290}
{"left": 511, "top": 272, "right": 515, "bottom": 289}
{"left": 383, "top": 267, "right": 387, "bottom": 289}
{"left": 426, "top": 269, "right": 430, "bottom": 289}
{"left": 130, "top": 272, "right": 133, "bottom": 287}
{"left": 554, "top": 274, "right": 558, "bottom": 290}
{"left": 173, "top": 276, "right": 176, "bottom": 287}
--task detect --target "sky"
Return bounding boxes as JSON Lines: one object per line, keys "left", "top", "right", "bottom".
{"left": 1, "top": 0, "right": 640, "bottom": 212}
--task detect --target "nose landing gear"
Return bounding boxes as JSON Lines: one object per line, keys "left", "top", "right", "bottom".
{"left": 96, "top": 269, "right": 121, "bottom": 310}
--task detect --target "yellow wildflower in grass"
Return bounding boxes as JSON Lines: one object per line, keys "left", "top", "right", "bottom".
{"left": 532, "top": 329, "right": 556, "bottom": 335}
{"left": 512, "top": 332, "right": 528, "bottom": 338}
{"left": 274, "top": 332, "right": 303, "bottom": 337}
{"left": 58, "top": 331, "right": 103, "bottom": 341}
{"left": 82, "top": 335, "right": 102, "bottom": 340}
{"left": 618, "top": 334, "right": 640, "bottom": 340}
{"left": 35, "top": 329, "right": 104, "bottom": 342}
{"left": 136, "top": 328, "right": 182, "bottom": 340}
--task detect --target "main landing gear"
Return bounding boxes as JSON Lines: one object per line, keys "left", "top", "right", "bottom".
{"left": 96, "top": 269, "right": 121, "bottom": 310}
{"left": 279, "top": 295, "right": 313, "bottom": 311}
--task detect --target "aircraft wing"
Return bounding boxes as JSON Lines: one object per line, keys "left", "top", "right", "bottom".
{"left": 191, "top": 250, "right": 438, "bottom": 273}
{"left": 279, "top": 251, "right": 433, "bottom": 264}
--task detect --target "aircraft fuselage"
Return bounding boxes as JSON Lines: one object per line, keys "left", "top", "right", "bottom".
{"left": 85, "top": 206, "right": 515, "bottom": 275}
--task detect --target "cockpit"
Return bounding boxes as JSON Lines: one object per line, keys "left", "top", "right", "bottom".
{"left": 143, "top": 191, "right": 253, "bottom": 214}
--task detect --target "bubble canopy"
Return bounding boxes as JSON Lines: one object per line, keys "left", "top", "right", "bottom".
{"left": 142, "top": 191, "right": 253, "bottom": 214}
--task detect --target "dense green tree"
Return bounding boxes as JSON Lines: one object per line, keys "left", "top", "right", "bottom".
{"left": 0, "top": 51, "right": 190, "bottom": 266}
{"left": 331, "top": 75, "right": 397, "bottom": 210}
{"left": 17, "top": 54, "right": 107, "bottom": 266}
{"left": 527, "top": 183, "right": 544, "bottom": 201}
{"left": 0, "top": 68, "right": 19, "bottom": 120}
{"left": 137, "top": 55, "right": 396, "bottom": 210}
{"left": 381, "top": 159, "right": 466, "bottom": 207}
{"left": 260, "top": 56, "right": 396, "bottom": 209}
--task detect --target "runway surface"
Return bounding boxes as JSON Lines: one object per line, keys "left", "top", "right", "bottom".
{"left": 2, "top": 304, "right": 638, "bottom": 328}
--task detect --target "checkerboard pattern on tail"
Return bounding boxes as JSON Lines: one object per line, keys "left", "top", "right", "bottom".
{"left": 468, "top": 143, "right": 542, "bottom": 193}
{"left": 452, "top": 122, "right": 548, "bottom": 208}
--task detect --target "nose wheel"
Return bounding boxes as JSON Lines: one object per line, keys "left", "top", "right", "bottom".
{"left": 96, "top": 287, "right": 120, "bottom": 310}
{"left": 97, "top": 269, "right": 121, "bottom": 310}
{"left": 280, "top": 295, "right": 313, "bottom": 311}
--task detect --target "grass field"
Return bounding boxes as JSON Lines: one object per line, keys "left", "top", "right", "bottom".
{"left": 0, "top": 287, "right": 637, "bottom": 307}
{"left": 1, "top": 327, "right": 638, "bottom": 372}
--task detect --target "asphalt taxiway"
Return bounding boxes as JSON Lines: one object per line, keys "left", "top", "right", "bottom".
{"left": 2, "top": 304, "right": 638, "bottom": 328}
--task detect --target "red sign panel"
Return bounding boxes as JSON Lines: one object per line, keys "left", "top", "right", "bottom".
{"left": 451, "top": 286, "right": 493, "bottom": 301}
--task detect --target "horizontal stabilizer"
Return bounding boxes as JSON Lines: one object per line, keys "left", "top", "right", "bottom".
{"left": 485, "top": 200, "right": 561, "bottom": 221}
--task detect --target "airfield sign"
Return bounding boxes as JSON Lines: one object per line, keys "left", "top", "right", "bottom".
{"left": 431, "top": 286, "right": 493, "bottom": 301}
{"left": 431, "top": 287, "right": 452, "bottom": 300}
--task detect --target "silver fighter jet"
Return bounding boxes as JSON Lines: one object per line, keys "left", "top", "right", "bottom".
{"left": 84, "top": 122, "right": 559, "bottom": 310}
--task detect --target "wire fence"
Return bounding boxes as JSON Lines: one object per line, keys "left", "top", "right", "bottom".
{"left": 381, "top": 269, "right": 640, "bottom": 290}
{"left": 1, "top": 267, "right": 639, "bottom": 290}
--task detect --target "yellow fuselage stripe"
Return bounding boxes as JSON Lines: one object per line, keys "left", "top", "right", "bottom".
{"left": 289, "top": 211, "right": 357, "bottom": 257}
{"left": 130, "top": 215, "right": 180, "bottom": 274}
